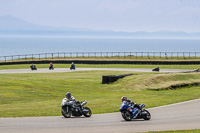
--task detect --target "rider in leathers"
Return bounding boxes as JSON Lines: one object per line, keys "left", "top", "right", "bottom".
{"left": 121, "top": 96, "right": 140, "bottom": 118}
{"left": 66, "top": 92, "right": 75, "bottom": 101}
{"left": 65, "top": 92, "right": 81, "bottom": 111}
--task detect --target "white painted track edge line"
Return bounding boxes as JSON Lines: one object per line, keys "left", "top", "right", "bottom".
{"left": 149, "top": 98, "right": 200, "bottom": 110}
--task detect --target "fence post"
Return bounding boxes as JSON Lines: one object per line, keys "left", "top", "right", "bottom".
{"left": 4, "top": 56, "right": 6, "bottom": 62}
{"left": 39, "top": 54, "right": 40, "bottom": 60}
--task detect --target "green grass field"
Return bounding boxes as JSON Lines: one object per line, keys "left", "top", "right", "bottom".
{"left": 147, "top": 129, "right": 200, "bottom": 133}
{"left": 0, "top": 69, "right": 200, "bottom": 117}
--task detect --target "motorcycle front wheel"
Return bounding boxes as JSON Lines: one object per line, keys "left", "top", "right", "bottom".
{"left": 82, "top": 107, "right": 92, "bottom": 117}
{"left": 121, "top": 110, "right": 132, "bottom": 121}
{"left": 143, "top": 109, "right": 151, "bottom": 120}
{"left": 61, "top": 108, "right": 72, "bottom": 118}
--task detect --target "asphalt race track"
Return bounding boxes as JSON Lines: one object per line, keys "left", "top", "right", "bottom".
{"left": 0, "top": 99, "right": 199, "bottom": 133}
{"left": 0, "top": 68, "right": 199, "bottom": 132}
{"left": 0, "top": 67, "right": 192, "bottom": 74}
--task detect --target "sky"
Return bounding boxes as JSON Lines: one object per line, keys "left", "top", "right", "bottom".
{"left": 0, "top": 0, "right": 200, "bottom": 33}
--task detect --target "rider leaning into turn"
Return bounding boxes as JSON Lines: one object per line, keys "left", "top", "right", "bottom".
{"left": 65, "top": 92, "right": 75, "bottom": 101}
{"left": 65, "top": 92, "right": 82, "bottom": 110}
{"left": 121, "top": 96, "right": 140, "bottom": 118}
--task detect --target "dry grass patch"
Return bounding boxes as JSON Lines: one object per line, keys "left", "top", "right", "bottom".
{"left": 109, "top": 72, "right": 200, "bottom": 91}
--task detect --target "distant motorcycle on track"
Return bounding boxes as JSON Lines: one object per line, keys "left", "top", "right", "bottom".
{"left": 152, "top": 67, "right": 160, "bottom": 72}
{"left": 49, "top": 65, "right": 54, "bottom": 70}
{"left": 70, "top": 64, "right": 75, "bottom": 70}
{"left": 119, "top": 101, "right": 151, "bottom": 121}
{"left": 70, "top": 62, "right": 75, "bottom": 70}
{"left": 30, "top": 64, "right": 37, "bottom": 70}
{"left": 61, "top": 98, "right": 92, "bottom": 118}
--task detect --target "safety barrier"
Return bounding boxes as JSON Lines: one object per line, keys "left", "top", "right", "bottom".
{"left": 1, "top": 52, "right": 200, "bottom": 62}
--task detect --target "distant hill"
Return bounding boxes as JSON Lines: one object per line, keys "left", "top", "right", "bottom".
{"left": 0, "top": 15, "right": 200, "bottom": 39}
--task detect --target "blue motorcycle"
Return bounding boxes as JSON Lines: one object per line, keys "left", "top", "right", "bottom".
{"left": 119, "top": 101, "right": 151, "bottom": 121}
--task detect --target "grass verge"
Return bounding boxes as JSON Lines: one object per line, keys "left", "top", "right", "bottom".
{"left": 147, "top": 129, "right": 200, "bottom": 133}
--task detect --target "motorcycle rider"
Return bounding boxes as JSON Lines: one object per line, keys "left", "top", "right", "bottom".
{"left": 30, "top": 63, "right": 36, "bottom": 70}
{"left": 65, "top": 92, "right": 81, "bottom": 111}
{"left": 30, "top": 63, "right": 34, "bottom": 69}
{"left": 65, "top": 92, "right": 75, "bottom": 101}
{"left": 49, "top": 62, "right": 54, "bottom": 70}
{"left": 50, "top": 62, "right": 53, "bottom": 66}
{"left": 121, "top": 96, "right": 140, "bottom": 118}
{"left": 71, "top": 62, "right": 75, "bottom": 69}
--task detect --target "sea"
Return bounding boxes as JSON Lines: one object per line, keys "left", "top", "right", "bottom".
{"left": 0, "top": 37, "right": 200, "bottom": 56}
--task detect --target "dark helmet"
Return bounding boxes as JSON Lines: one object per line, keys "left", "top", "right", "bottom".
{"left": 121, "top": 96, "right": 127, "bottom": 102}
{"left": 66, "top": 92, "right": 71, "bottom": 99}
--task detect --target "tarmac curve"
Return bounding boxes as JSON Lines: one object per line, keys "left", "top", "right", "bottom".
{"left": 0, "top": 99, "right": 199, "bottom": 133}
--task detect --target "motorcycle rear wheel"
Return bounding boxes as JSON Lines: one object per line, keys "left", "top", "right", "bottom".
{"left": 62, "top": 109, "right": 72, "bottom": 118}
{"left": 82, "top": 107, "right": 92, "bottom": 117}
{"left": 121, "top": 110, "right": 132, "bottom": 121}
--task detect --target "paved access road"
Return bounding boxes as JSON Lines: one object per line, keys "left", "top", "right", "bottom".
{"left": 0, "top": 99, "right": 199, "bottom": 133}
{"left": 0, "top": 68, "right": 192, "bottom": 74}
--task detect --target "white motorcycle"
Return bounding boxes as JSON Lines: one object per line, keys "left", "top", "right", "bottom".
{"left": 61, "top": 98, "right": 92, "bottom": 118}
